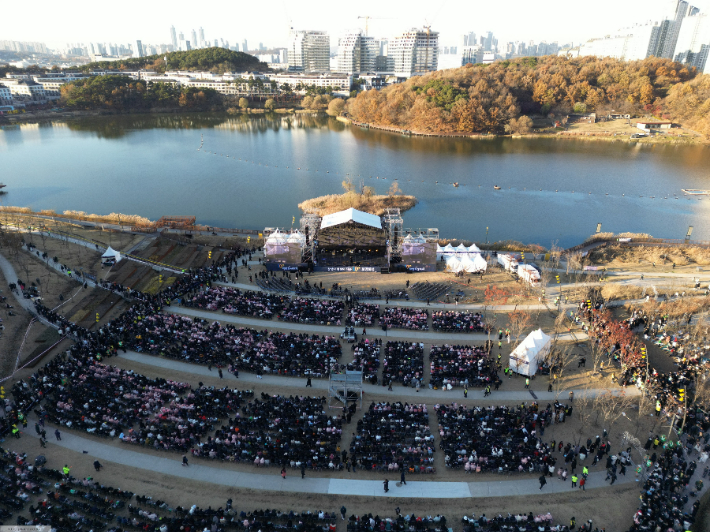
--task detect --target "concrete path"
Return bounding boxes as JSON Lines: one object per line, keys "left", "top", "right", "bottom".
{"left": 22, "top": 421, "right": 636, "bottom": 498}
{"left": 118, "top": 350, "right": 637, "bottom": 401}
{"left": 164, "top": 305, "right": 589, "bottom": 343}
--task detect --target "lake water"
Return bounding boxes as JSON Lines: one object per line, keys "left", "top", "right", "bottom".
{"left": 1, "top": 113, "right": 709, "bottom": 248}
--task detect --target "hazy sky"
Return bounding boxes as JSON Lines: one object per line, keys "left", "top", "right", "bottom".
{"left": 8, "top": 0, "right": 710, "bottom": 49}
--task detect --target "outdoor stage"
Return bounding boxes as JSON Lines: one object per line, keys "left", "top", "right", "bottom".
{"left": 264, "top": 207, "right": 437, "bottom": 273}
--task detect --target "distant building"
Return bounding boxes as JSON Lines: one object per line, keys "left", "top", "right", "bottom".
{"left": 3, "top": 79, "right": 54, "bottom": 103}
{"left": 270, "top": 72, "right": 351, "bottom": 91}
{"left": 578, "top": 23, "right": 659, "bottom": 61}
{"left": 170, "top": 26, "right": 178, "bottom": 51}
{"left": 389, "top": 28, "right": 438, "bottom": 77}
{"left": 674, "top": 12, "right": 710, "bottom": 71}
{"left": 461, "top": 45, "right": 483, "bottom": 65}
{"left": 637, "top": 121, "right": 672, "bottom": 132}
{"left": 198, "top": 27, "right": 205, "bottom": 46}
{"left": 0, "top": 84, "right": 12, "bottom": 105}
{"left": 288, "top": 30, "right": 330, "bottom": 72}
{"left": 133, "top": 40, "right": 144, "bottom": 58}
{"left": 336, "top": 30, "right": 378, "bottom": 74}
{"left": 462, "top": 32, "right": 476, "bottom": 48}
{"left": 242, "top": 39, "right": 248, "bottom": 53}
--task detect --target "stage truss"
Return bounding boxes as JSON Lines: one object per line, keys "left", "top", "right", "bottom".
{"left": 328, "top": 370, "right": 363, "bottom": 409}
{"left": 300, "top": 213, "right": 321, "bottom": 263}
{"left": 383, "top": 208, "right": 403, "bottom": 263}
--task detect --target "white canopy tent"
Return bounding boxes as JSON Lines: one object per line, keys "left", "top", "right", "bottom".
{"left": 455, "top": 244, "right": 469, "bottom": 254}
{"left": 444, "top": 255, "right": 464, "bottom": 273}
{"left": 470, "top": 253, "right": 488, "bottom": 272}
{"left": 436, "top": 244, "right": 445, "bottom": 261}
{"left": 265, "top": 230, "right": 287, "bottom": 245}
{"left": 443, "top": 244, "right": 455, "bottom": 254}
{"left": 287, "top": 231, "right": 307, "bottom": 247}
{"left": 509, "top": 329, "right": 551, "bottom": 376}
{"left": 102, "top": 246, "right": 121, "bottom": 263}
{"left": 468, "top": 244, "right": 481, "bottom": 253}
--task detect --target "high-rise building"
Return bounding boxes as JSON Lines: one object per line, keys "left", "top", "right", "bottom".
{"left": 288, "top": 30, "right": 330, "bottom": 72}
{"left": 133, "top": 40, "right": 144, "bottom": 58}
{"left": 178, "top": 32, "right": 185, "bottom": 51}
{"left": 461, "top": 45, "right": 483, "bottom": 65}
{"left": 191, "top": 30, "right": 198, "bottom": 49}
{"left": 389, "top": 28, "right": 439, "bottom": 77}
{"left": 462, "top": 32, "right": 476, "bottom": 48}
{"left": 242, "top": 39, "right": 248, "bottom": 52}
{"left": 578, "top": 22, "right": 660, "bottom": 61}
{"left": 198, "top": 27, "right": 205, "bottom": 46}
{"left": 674, "top": 12, "right": 710, "bottom": 70}
{"left": 185, "top": 41, "right": 191, "bottom": 51}
{"left": 336, "top": 30, "right": 378, "bottom": 73}
{"left": 661, "top": 0, "right": 700, "bottom": 57}
{"left": 170, "top": 26, "right": 178, "bottom": 51}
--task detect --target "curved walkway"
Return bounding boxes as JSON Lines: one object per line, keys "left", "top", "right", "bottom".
{"left": 21, "top": 424, "right": 636, "bottom": 498}
{"left": 118, "top": 350, "right": 638, "bottom": 401}
{"left": 164, "top": 305, "right": 588, "bottom": 343}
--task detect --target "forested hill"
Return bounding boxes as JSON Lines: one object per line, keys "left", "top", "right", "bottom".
{"left": 347, "top": 56, "right": 710, "bottom": 137}
{"left": 81, "top": 47, "right": 266, "bottom": 74}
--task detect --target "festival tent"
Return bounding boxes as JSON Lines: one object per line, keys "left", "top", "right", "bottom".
{"left": 101, "top": 246, "right": 121, "bottom": 263}
{"left": 443, "top": 244, "right": 455, "bottom": 254}
{"left": 265, "top": 230, "right": 287, "bottom": 245}
{"left": 509, "top": 329, "right": 551, "bottom": 376}
{"left": 455, "top": 244, "right": 469, "bottom": 254}
{"left": 458, "top": 254, "right": 477, "bottom": 273}
{"left": 287, "top": 231, "right": 307, "bottom": 247}
{"left": 470, "top": 253, "right": 488, "bottom": 272}
{"left": 445, "top": 255, "right": 464, "bottom": 273}
{"left": 468, "top": 244, "right": 481, "bottom": 253}
{"left": 436, "top": 244, "right": 445, "bottom": 261}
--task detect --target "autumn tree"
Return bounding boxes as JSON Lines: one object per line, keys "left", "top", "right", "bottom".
{"left": 264, "top": 99, "right": 275, "bottom": 111}
{"left": 238, "top": 97, "right": 249, "bottom": 110}
{"left": 326, "top": 98, "right": 345, "bottom": 116}
{"left": 505, "top": 116, "right": 533, "bottom": 135}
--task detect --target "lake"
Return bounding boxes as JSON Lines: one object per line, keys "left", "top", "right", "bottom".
{"left": 1, "top": 113, "right": 709, "bottom": 248}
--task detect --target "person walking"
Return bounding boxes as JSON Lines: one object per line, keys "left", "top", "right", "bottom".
{"left": 301, "top": 463, "right": 306, "bottom": 479}
{"left": 39, "top": 436, "right": 47, "bottom": 448}
{"left": 463, "top": 386, "right": 468, "bottom": 398}
{"left": 539, "top": 475, "right": 547, "bottom": 490}
{"left": 548, "top": 382, "right": 553, "bottom": 392}
{"left": 35, "top": 422, "right": 41, "bottom": 435}
{"left": 182, "top": 455, "right": 189, "bottom": 467}
{"left": 11, "top": 424, "right": 20, "bottom": 439}
{"left": 400, "top": 469, "right": 406, "bottom": 485}
{"left": 55, "top": 429, "right": 61, "bottom": 441}
{"left": 571, "top": 474, "right": 578, "bottom": 488}
{"left": 281, "top": 466, "right": 286, "bottom": 479}
{"left": 340, "top": 506, "right": 347, "bottom": 521}
{"left": 62, "top": 464, "right": 71, "bottom": 478}
{"left": 569, "top": 391, "right": 574, "bottom": 402}
{"left": 525, "top": 378, "right": 530, "bottom": 389}
{"left": 579, "top": 477, "right": 586, "bottom": 491}
{"left": 93, "top": 460, "right": 102, "bottom": 472}
{"left": 306, "top": 377, "right": 312, "bottom": 388}
{"left": 218, "top": 369, "right": 223, "bottom": 379}
{"left": 383, "top": 479, "right": 389, "bottom": 493}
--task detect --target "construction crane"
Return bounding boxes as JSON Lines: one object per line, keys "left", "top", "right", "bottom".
{"left": 357, "top": 16, "right": 392, "bottom": 37}
{"left": 423, "top": 24, "right": 432, "bottom": 75}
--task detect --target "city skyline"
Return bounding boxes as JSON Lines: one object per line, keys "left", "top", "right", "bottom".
{"left": 7, "top": 0, "right": 710, "bottom": 51}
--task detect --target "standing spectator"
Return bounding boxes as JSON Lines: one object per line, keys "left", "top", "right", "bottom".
{"left": 539, "top": 475, "right": 547, "bottom": 490}
{"left": 93, "top": 460, "right": 102, "bottom": 471}
{"left": 182, "top": 455, "right": 189, "bottom": 467}
{"left": 55, "top": 429, "right": 62, "bottom": 441}
{"left": 383, "top": 479, "right": 389, "bottom": 493}
{"left": 340, "top": 506, "right": 347, "bottom": 520}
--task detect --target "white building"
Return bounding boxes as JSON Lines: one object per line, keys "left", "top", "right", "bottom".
{"left": 578, "top": 23, "right": 659, "bottom": 61}
{"left": 288, "top": 30, "right": 330, "bottom": 72}
{"left": 0, "top": 84, "right": 12, "bottom": 105}
{"left": 133, "top": 40, "right": 144, "bottom": 58}
{"left": 674, "top": 13, "right": 710, "bottom": 71}
{"left": 336, "top": 30, "right": 378, "bottom": 74}
{"left": 3, "top": 79, "right": 55, "bottom": 103}
{"left": 461, "top": 45, "right": 483, "bottom": 65}
{"left": 269, "top": 72, "right": 352, "bottom": 91}
{"left": 170, "top": 26, "right": 178, "bottom": 51}
{"left": 389, "top": 28, "right": 439, "bottom": 77}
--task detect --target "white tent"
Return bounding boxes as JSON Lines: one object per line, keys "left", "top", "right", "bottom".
{"left": 443, "top": 244, "right": 455, "bottom": 254}
{"left": 468, "top": 244, "right": 481, "bottom": 253}
{"left": 287, "top": 231, "right": 306, "bottom": 247}
{"left": 458, "top": 254, "right": 476, "bottom": 273}
{"left": 455, "top": 244, "right": 468, "bottom": 254}
{"left": 470, "top": 253, "right": 488, "bottom": 272}
{"left": 509, "top": 329, "right": 551, "bottom": 376}
{"left": 102, "top": 246, "right": 121, "bottom": 263}
{"left": 436, "top": 244, "right": 445, "bottom": 261}
{"left": 266, "top": 230, "right": 287, "bottom": 245}
{"left": 445, "top": 255, "right": 463, "bottom": 273}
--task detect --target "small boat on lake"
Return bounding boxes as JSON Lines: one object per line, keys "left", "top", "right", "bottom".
{"left": 453, "top": 182, "right": 459, "bottom": 188}
{"left": 493, "top": 185, "right": 501, "bottom": 190}
{"left": 682, "top": 189, "right": 710, "bottom": 196}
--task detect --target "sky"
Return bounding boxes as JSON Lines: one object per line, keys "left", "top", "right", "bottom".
{"left": 7, "top": 0, "right": 710, "bottom": 50}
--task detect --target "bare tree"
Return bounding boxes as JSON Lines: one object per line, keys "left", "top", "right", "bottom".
{"left": 593, "top": 390, "right": 634, "bottom": 437}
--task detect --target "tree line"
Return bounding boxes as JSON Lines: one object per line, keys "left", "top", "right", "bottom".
{"left": 60, "top": 75, "right": 220, "bottom": 111}
{"left": 346, "top": 56, "right": 706, "bottom": 136}
{"left": 81, "top": 47, "right": 266, "bottom": 74}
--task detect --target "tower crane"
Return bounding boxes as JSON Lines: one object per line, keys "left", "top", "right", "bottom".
{"left": 357, "top": 16, "right": 392, "bottom": 37}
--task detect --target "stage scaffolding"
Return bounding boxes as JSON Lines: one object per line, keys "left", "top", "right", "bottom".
{"left": 328, "top": 370, "right": 363, "bottom": 409}
{"left": 383, "top": 208, "right": 403, "bottom": 264}
{"left": 300, "top": 213, "right": 321, "bottom": 263}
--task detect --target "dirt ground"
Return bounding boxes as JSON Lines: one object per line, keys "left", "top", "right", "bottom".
{"left": 587, "top": 244, "right": 710, "bottom": 271}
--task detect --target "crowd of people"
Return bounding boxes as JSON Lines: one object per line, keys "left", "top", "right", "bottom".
{"left": 346, "top": 303, "right": 379, "bottom": 327}
{"left": 349, "top": 402, "right": 435, "bottom": 473}
{"left": 429, "top": 344, "right": 498, "bottom": 389}
{"left": 278, "top": 298, "right": 344, "bottom": 325}
{"left": 125, "top": 313, "right": 342, "bottom": 378}
{"left": 629, "top": 445, "right": 703, "bottom": 532}
{"left": 432, "top": 311, "right": 486, "bottom": 333}
{"left": 191, "top": 393, "right": 344, "bottom": 470}
{"left": 182, "top": 286, "right": 289, "bottom": 319}
{"left": 436, "top": 403, "right": 556, "bottom": 474}
{"left": 120, "top": 387, "right": 253, "bottom": 452}
{"left": 383, "top": 342, "right": 425, "bottom": 388}
{"left": 347, "top": 339, "right": 382, "bottom": 380}
{"left": 347, "top": 513, "right": 447, "bottom": 532}
{"left": 380, "top": 308, "right": 429, "bottom": 330}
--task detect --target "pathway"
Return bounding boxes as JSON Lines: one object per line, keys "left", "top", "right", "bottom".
{"left": 164, "top": 305, "right": 589, "bottom": 343}
{"left": 118, "top": 350, "right": 637, "bottom": 401}
{"left": 20, "top": 423, "right": 637, "bottom": 498}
